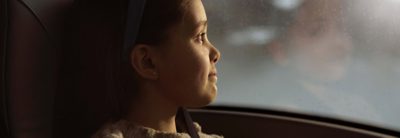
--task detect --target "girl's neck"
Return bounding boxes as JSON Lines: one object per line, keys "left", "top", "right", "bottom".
{"left": 126, "top": 84, "right": 179, "bottom": 133}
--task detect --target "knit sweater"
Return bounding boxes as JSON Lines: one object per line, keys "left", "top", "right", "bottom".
{"left": 92, "top": 120, "right": 223, "bottom": 138}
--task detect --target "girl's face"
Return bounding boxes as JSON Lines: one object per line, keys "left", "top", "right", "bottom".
{"left": 156, "top": 0, "right": 220, "bottom": 107}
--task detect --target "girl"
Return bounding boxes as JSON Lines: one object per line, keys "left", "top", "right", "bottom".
{"left": 93, "top": 0, "right": 222, "bottom": 137}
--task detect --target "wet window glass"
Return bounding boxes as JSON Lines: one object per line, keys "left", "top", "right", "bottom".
{"left": 203, "top": 0, "right": 400, "bottom": 130}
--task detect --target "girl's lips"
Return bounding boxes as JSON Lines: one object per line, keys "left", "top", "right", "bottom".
{"left": 209, "top": 72, "right": 218, "bottom": 82}
{"left": 209, "top": 71, "right": 217, "bottom": 76}
{"left": 209, "top": 71, "right": 218, "bottom": 82}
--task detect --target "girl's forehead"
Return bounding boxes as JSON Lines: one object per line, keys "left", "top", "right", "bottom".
{"left": 180, "top": 0, "right": 207, "bottom": 33}
{"left": 184, "top": 1, "right": 207, "bottom": 25}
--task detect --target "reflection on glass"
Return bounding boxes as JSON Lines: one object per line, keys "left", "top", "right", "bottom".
{"left": 266, "top": 0, "right": 380, "bottom": 123}
{"left": 203, "top": 0, "right": 400, "bottom": 130}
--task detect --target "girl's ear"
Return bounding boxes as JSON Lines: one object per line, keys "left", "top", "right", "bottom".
{"left": 130, "top": 44, "right": 159, "bottom": 80}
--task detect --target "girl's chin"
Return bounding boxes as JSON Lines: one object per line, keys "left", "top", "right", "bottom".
{"left": 185, "top": 92, "right": 217, "bottom": 108}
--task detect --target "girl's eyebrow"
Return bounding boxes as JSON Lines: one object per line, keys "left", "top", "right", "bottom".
{"left": 197, "top": 20, "right": 208, "bottom": 28}
{"left": 187, "top": 20, "right": 207, "bottom": 35}
{"left": 194, "top": 20, "right": 208, "bottom": 32}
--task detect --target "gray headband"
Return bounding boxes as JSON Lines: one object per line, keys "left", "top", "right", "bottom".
{"left": 123, "top": 0, "right": 147, "bottom": 58}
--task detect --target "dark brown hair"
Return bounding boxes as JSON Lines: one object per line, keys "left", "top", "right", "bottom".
{"left": 113, "top": 0, "right": 191, "bottom": 120}
{"left": 136, "top": 0, "right": 190, "bottom": 45}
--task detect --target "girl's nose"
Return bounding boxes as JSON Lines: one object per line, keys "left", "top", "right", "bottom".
{"left": 209, "top": 44, "right": 221, "bottom": 64}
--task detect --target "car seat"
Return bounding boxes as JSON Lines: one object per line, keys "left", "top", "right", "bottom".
{"left": 1, "top": 0, "right": 73, "bottom": 137}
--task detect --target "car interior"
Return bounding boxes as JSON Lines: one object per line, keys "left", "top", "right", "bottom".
{"left": 1, "top": 0, "right": 399, "bottom": 137}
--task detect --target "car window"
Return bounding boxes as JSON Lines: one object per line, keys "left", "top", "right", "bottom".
{"left": 204, "top": 0, "right": 400, "bottom": 131}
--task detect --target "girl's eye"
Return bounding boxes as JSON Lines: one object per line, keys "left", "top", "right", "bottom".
{"left": 196, "top": 33, "right": 206, "bottom": 44}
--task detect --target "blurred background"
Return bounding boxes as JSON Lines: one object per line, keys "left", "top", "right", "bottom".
{"left": 203, "top": 0, "right": 400, "bottom": 131}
